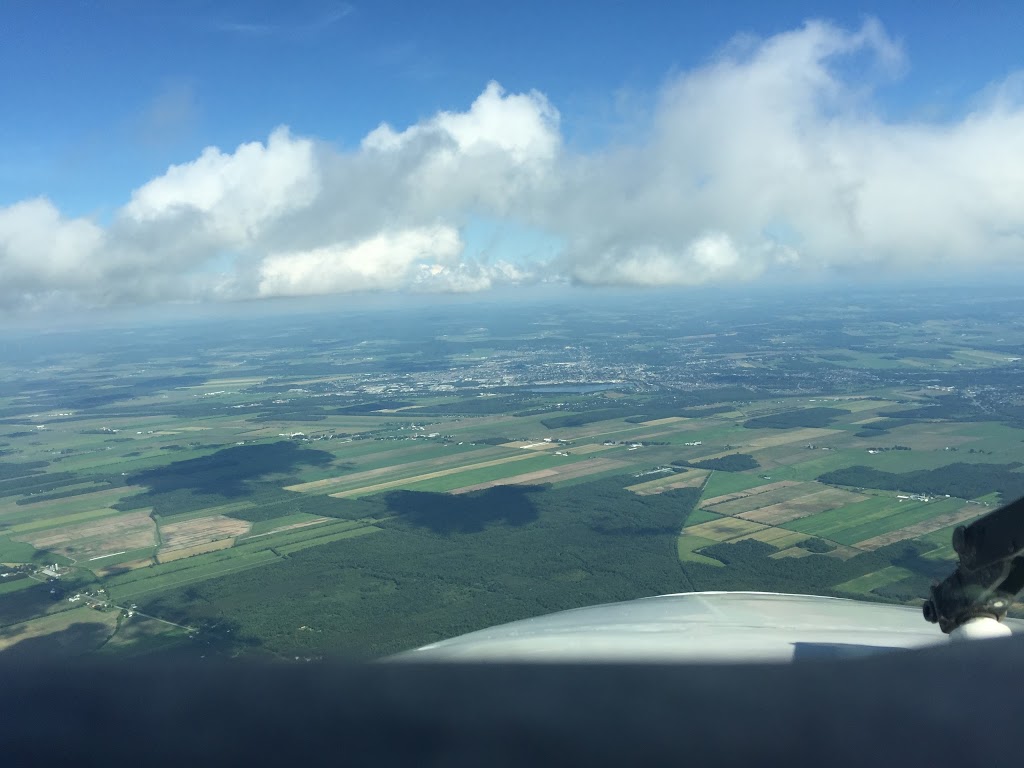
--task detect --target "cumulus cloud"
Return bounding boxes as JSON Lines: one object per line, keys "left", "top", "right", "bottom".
{"left": 548, "top": 18, "right": 1024, "bottom": 285}
{"left": 123, "top": 126, "right": 319, "bottom": 246}
{"left": 0, "top": 199, "right": 105, "bottom": 305}
{"left": 3, "top": 18, "right": 1024, "bottom": 311}
{"left": 258, "top": 225, "right": 464, "bottom": 296}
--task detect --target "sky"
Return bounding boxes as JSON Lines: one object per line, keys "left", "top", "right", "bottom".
{"left": 2, "top": 0, "right": 1024, "bottom": 315}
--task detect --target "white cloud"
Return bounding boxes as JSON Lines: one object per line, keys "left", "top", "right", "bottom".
{"left": 257, "top": 225, "right": 464, "bottom": 296}
{"left": 0, "top": 198, "right": 104, "bottom": 305}
{"left": 548, "top": 19, "right": 1024, "bottom": 284}
{"left": 123, "top": 126, "right": 319, "bottom": 246}
{"left": 3, "top": 17, "right": 1024, "bottom": 312}
{"left": 362, "top": 81, "right": 559, "bottom": 164}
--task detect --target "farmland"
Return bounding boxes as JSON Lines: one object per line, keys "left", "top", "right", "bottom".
{"left": 3, "top": 287, "right": 1024, "bottom": 658}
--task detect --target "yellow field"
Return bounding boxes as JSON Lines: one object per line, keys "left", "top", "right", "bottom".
{"left": 686, "top": 429, "right": 842, "bottom": 464}
{"left": 158, "top": 515, "right": 251, "bottom": 557}
{"left": 736, "top": 527, "right": 809, "bottom": 548}
{"left": 638, "top": 416, "right": 690, "bottom": 427}
{"left": 500, "top": 440, "right": 563, "bottom": 451}
{"left": 700, "top": 481, "right": 801, "bottom": 508}
{"left": 683, "top": 517, "right": 769, "bottom": 542}
{"left": 157, "top": 539, "right": 235, "bottom": 563}
{"left": 285, "top": 447, "right": 508, "bottom": 492}
{"left": 450, "top": 458, "right": 628, "bottom": 494}
{"left": 627, "top": 469, "right": 710, "bottom": 495}
{"left": 15, "top": 511, "right": 157, "bottom": 561}
{"left": 736, "top": 487, "right": 868, "bottom": 525}
{"left": 851, "top": 416, "right": 886, "bottom": 425}
{"left": 706, "top": 483, "right": 822, "bottom": 516}
{"left": 567, "top": 442, "right": 619, "bottom": 454}
{"left": 330, "top": 452, "right": 548, "bottom": 498}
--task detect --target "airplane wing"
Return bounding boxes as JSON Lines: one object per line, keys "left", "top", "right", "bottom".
{"left": 397, "top": 591, "right": 1024, "bottom": 663}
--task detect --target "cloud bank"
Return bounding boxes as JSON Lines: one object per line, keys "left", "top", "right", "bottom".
{"left": 2, "top": 19, "right": 1023, "bottom": 311}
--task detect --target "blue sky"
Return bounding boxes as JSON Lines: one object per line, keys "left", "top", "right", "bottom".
{"left": 2, "top": 1, "right": 1024, "bottom": 312}
{"left": 5, "top": 0, "right": 1021, "bottom": 213}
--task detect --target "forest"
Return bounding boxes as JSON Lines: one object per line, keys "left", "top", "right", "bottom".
{"left": 818, "top": 462, "right": 1024, "bottom": 502}
{"left": 681, "top": 454, "right": 760, "bottom": 472}
{"left": 140, "top": 474, "right": 956, "bottom": 660}
{"left": 144, "top": 480, "right": 704, "bottom": 658}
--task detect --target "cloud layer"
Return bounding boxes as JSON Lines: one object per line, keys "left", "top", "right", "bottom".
{"left": 3, "top": 19, "right": 1023, "bottom": 311}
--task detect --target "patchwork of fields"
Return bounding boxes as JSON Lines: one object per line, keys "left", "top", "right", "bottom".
{"left": 1, "top": 337, "right": 1021, "bottom": 658}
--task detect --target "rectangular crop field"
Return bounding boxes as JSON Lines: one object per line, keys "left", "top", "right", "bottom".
{"left": 682, "top": 516, "right": 769, "bottom": 542}
{"left": 852, "top": 505, "right": 983, "bottom": 550}
{"left": 735, "top": 528, "right": 810, "bottom": 548}
{"left": 626, "top": 469, "right": 709, "bottom": 495}
{"left": 328, "top": 452, "right": 550, "bottom": 498}
{"left": 452, "top": 458, "right": 631, "bottom": 494}
{"left": 699, "top": 480, "right": 801, "bottom": 508}
{"left": 0, "top": 485, "right": 145, "bottom": 516}
{"left": 705, "top": 483, "right": 823, "bottom": 516}
{"left": 783, "top": 496, "right": 966, "bottom": 546}
{"left": 284, "top": 446, "right": 512, "bottom": 493}
{"left": 158, "top": 515, "right": 251, "bottom": 557}
{"left": 274, "top": 525, "right": 381, "bottom": 555}
{"left": 14, "top": 510, "right": 157, "bottom": 561}
{"left": 835, "top": 566, "right": 915, "bottom": 595}
{"left": 735, "top": 486, "right": 868, "bottom": 525}
{"left": 105, "top": 549, "right": 281, "bottom": 601}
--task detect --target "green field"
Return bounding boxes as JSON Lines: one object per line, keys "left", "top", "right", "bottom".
{"left": 245, "top": 513, "right": 327, "bottom": 536}
{"left": 106, "top": 549, "right": 281, "bottom": 601}
{"left": 677, "top": 535, "right": 724, "bottom": 566}
{"left": 0, "top": 577, "right": 37, "bottom": 596}
{"left": 700, "top": 471, "right": 765, "bottom": 501}
{"left": 0, "top": 535, "right": 38, "bottom": 563}
{"left": 395, "top": 453, "right": 589, "bottom": 493}
{"left": 685, "top": 508, "right": 724, "bottom": 526}
{"left": 86, "top": 547, "right": 159, "bottom": 571}
{"left": 7, "top": 506, "right": 120, "bottom": 534}
{"left": 784, "top": 496, "right": 965, "bottom": 545}
{"left": 274, "top": 525, "right": 381, "bottom": 555}
{"left": 835, "top": 566, "right": 915, "bottom": 595}
{"left": 4, "top": 290, "right": 1024, "bottom": 659}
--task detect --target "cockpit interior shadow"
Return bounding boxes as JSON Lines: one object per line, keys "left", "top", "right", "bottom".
{"left": 792, "top": 641, "right": 910, "bottom": 660}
